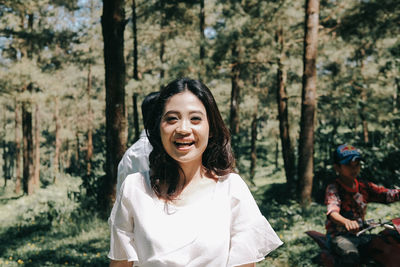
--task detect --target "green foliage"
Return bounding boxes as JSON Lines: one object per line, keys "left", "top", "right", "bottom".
{"left": 0, "top": 3, "right": 399, "bottom": 266}
{"left": 0, "top": 175, "right": 109, "bottom": 267}
{"left": 1, "top": 0, "right": 397, "bottom": 195}
{"left": 337, "top": 0, "right": 400, "bottom": 42}
{"left": 66, "top": 124, "right": 107, "bottom": 214}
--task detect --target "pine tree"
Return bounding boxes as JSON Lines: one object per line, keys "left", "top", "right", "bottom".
{"left": 101, "top": 0, "right": 127, "bottom": 209}
{"left": 297, "top": 0, "right": 319, "bottom": 206}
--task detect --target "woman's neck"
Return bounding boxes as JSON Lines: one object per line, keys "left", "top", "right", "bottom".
{"left": 178, "top": 159, "right": 204, "bottom": 189}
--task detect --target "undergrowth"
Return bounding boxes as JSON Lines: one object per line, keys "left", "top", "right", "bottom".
{"left": 0, "top": 171, "right": 399, "bottom": 266}
{"left": 0, "top": 175, "right": 109, "bottom": 267}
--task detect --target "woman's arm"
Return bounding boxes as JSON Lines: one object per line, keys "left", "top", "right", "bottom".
{"left": 236, "top": 263, "right": 255, "bottom": 267}
{"left": 109, "top": 260, "right": 133, "bottom": 267}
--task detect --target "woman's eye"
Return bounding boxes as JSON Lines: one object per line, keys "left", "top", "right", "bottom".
{"left": 191, "top": 117, "right": 202, "bottom": 123}
{"left": 165, "top": 116, "right": 178, "bottom": 123}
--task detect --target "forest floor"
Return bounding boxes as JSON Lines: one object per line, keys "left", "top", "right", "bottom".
{"left": 0, "top": 170, "right": 399, "bottom": 267}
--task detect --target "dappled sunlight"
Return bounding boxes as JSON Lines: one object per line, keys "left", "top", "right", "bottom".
{"left": 0, "top": 175, "right": 109, "bottom": 266}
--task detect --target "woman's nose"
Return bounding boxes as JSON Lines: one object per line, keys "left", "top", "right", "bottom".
{"left": 176, "top": 120, "right": 191, "bottom": 134}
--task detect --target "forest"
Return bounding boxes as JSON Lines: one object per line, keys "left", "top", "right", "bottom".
{"left": 0, "top": 0, "right": 399, "bottom": 266}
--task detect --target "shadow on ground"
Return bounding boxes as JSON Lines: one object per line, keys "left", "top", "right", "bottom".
{"left": 0, "top": 219, "right": 108, "bottom": 266}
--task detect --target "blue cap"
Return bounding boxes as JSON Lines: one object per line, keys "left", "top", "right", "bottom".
{"left": 334, "top": 144, "right": 362, "bottom": 165}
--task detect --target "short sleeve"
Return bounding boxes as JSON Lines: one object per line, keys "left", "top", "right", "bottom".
{"left": 227, "top": 175, "right": 283, "bottom": 267}
{"left": 108, "top": 181, "right": 139, "bottom": 262}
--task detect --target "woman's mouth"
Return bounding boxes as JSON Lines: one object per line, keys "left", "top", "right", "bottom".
{"left": 174, "top": 141, "right": 195, "bottom": 150}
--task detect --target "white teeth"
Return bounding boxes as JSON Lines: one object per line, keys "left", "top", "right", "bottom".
{"left": 175, "top": 142, "right": 194, "bottom": 146}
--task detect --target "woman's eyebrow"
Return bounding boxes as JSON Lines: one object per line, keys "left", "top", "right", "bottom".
{"left": 163, "top": 110, "right": 205, "bottom": 116}
{"left": 189, "top": 110, "right": 205, "bottom": 115}
{"left": 162, "top": 110, "right": 179, "bottom": 116}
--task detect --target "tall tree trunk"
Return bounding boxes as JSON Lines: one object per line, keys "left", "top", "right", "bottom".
{"left": 75, "top": 131, "right": 80, "bottom": 170}
{"left": 53, "top": 96, "right": 61, "bottom": 182}
{"left": 101, "top": 0, "right": 127, "bottom": 209}
{"left": 133, "top": 93, "right": 140, "bottom": 142}
{"left": 358, "top": 49, "right": 369, "bottom": 144}
{"left": 199, "top": 0, "right": 205, "bottom": 78}
{"left": 395, "top": 78, "right": 400, "bottom": 112}
{"left": 159, "top": 0, "right": 166, "bottom": 86}
{"left": 230, "top": 44, "right": 240, "bottom": 133}
{"left": 131, "top": 0, "right": 139, "bottom": 142}
{"left": 132, "top": 0, "right": 139, "bottom": 80}
{"left": 22, "top": 84, "right": 34, "bottom": 195}
{"left": 86, "top": 64, "right": 93, "bottom": 176}
{"left": 33, "top": 102, "right": 40, "bottom": 186}
{"left": 27, "top": 14, "right": 34, "bottom": 58}
{"left": 230, "top": 44, "right": 240, "bottom": 157}
{"left": 86, "top": 127, "right": 93, "bottom": 176}
{"left": 297, "top": 0, "right": 319, "bottom": 206}
{"left": 276, "top": 29, "right": 296, "bottom": 190}
{"left": 65, "top": 138, "right": 71, "bottom": 170}
{"left": 275, "top": 141, "right": 279, "bottom": 169}
{"left": 85, "top": 0, "right": 95, "bottom": 176}
{"left": 19, "top": 11, "right": 35, "bottom": 195}
{"left": 360, "top": 89, "right": 369, "bottom": 143}
{"left": 18, "top": 15, "right": 27, "bottom": 58}
{"left": 330, "top": 118, "right": 339, "bottom": 164}
{"left": 394, "top": 78, "right": 400, "bottom": 143}
{"left": 2, "top": 111, "right": 7, "bottom": 187}
{"left": 15, "top": 99, "right": 21, "bottom": 194}
{"left": 250, "top": 112, "right": 257, "bottom": 181}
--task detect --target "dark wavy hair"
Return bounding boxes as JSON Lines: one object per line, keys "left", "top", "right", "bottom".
{"left": 141, "top": 91, "right": 160, "bottom": 126}
{"left": 145, "top": 78, "right": 235, "bottom": 200}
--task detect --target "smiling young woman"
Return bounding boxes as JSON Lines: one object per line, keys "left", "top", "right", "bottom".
{"left": 108, "top": 78, "right": 282, "bottom": 267}
{"left": 146, "top": 78, "right": 234, "bottom": 201}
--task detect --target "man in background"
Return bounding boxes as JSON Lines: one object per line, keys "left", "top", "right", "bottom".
{"left": 116, "top": 92, "right": 159, "bottom": 195}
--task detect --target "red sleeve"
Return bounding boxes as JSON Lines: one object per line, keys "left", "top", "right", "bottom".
{"left": 325, "top": 183, "right": 341, "bottom": 216}
{"left": 366, "top": 181, "right": 400, "bottom": 203}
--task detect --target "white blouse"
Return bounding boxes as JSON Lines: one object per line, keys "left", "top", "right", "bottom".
{"left": 108, "top": 172, "right": 282, "bottom": 267}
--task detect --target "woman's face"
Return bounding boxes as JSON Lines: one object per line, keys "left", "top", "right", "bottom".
{"left": 160, "top": 90, "right": 210, "bottom": 166}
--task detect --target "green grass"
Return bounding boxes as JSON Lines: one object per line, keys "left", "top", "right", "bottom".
{"left": 0, "top": 176, "right": 109, "bottom": 267}
{"left": 0, "top": 172, "right": 399, "bottom": 267}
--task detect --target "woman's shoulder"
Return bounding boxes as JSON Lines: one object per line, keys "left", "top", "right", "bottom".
{"left": 218, "top": 173, "right": 251, "bottom": 195}
{"left": 218, "top": 172, "right": 242, "bottom": 184}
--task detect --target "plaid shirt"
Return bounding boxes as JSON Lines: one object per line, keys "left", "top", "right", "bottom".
{"left": 325, "top": 178, "right": 400, "bottom": 237}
